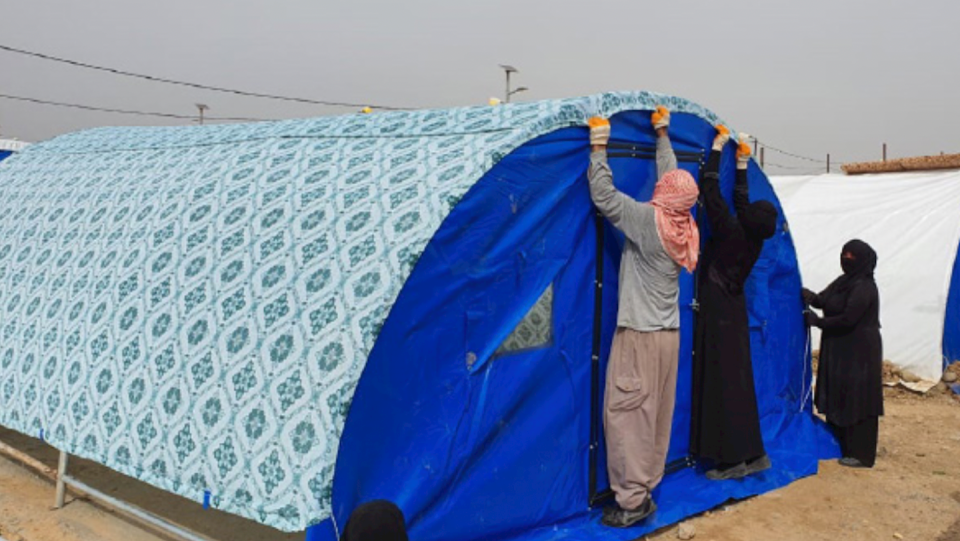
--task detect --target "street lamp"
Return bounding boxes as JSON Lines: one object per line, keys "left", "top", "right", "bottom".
{"left": 499, "top": 64, "right": 529, "bottom": 103}
{"left": 508, "top": 86, "right": 529, "bottom": 100}
{"left": 195, "top": 103, "right": 209, "bottom": 125}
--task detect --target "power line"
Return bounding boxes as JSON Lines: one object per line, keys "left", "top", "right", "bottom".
{"left": 0, "top": 43, "right": 408, "bottom": 111}
{"left": 764, "top": 162, "right": 804, "bottom": 169}
{"left": 761, "top": 143, "right": 827, "bottom": 163}
{"left": 0, "top": 92, "right": 270, "bottom": 122}
{"left": 764, "top": 161, "right": 826, "bottom": 172}
{"left": 760, "top": 140, "right": 850, "bottom": 167}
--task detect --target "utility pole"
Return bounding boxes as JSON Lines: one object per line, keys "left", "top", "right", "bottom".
{"left": 760, "top": 146, "right": 765, "bottom": 169}
{"left": 882, "top": 143, "right": 887, "bottom": 162}
{"left": 195, "top": 103, "right": 209, "bottom": 125}
{"left": 827, "top": 153, "right": 831, "bottom": 173}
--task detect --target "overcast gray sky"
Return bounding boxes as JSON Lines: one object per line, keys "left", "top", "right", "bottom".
{"left": 1, "top": 0, "right": 958, "bottom": 172}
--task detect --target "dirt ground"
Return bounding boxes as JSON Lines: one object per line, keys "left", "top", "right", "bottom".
{"left": 0, "top": 388, "right": 958, "bottom": 541}
{"left": 647, "top": 387, "right": 960, "bottom": 541}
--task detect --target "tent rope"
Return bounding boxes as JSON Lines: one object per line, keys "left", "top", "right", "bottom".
{"left": 331, "top": 512, "right": 342, "bottom": 540}
{"left": 800, "top": 325, "right": 814, "bottom": 412}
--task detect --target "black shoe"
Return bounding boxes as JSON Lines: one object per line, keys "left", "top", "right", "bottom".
{"left": 706, "top": 462, "right": 748, "bottom": 480}
{"left": 839, "top": 457, "right": 867, "bottom": 468}
{"left": 745, "top": 454, "right": 772, "bottom": 475}
{"left": 601, "top": 497, "right": 657, "bottom": 528}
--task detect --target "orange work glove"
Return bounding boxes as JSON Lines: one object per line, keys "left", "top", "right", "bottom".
{"left": 737, "top": 139, "right": 752, "bottom": 170}
{"left": 712, "top": 124, "right": 731, "bottom": 151}
{"left": 588, "top": 117, "right": 611, "bottom": 146}
{"left": 651, "top": 105, "right": 670, "bottom": 130}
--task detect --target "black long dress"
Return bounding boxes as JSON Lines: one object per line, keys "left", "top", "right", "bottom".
{"left": 808, "top": 240, "right": 883, "bottom": 466}
{"left": 690, "top": 150, "right": 778, "bottom": 465}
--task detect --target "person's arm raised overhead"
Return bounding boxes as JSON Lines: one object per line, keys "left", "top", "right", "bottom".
{"left": 700, "top": 125, "right": 736, "bottom": 237}
{"left": 653, "top": 105, "right": 678, "bottom": 179}
{"left": 587, "top": 117, "right": 649, "bottom": 244}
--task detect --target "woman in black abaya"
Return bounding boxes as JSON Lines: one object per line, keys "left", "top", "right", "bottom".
{"left": 690, "top": 129, "right": 779, "bottom": 480}
{"left": 803, "top": 239, "right": 883, "bottom": 468}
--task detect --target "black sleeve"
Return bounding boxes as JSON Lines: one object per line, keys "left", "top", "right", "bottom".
{"left": 700, "top": 150, "right": 737, "bottom": 238}
{"left": 803, "top": 287, "right": 824, "bottom": 309}
{"left": 817, "top": 283, "right": 874, "bottom": 331}
{"left": 733, "top": 167, "right": 749, "bottom": 217}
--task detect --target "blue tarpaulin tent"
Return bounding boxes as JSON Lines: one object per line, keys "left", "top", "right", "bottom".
{"left": 947, "top": 251, "right": 960, "bottom": 365}
{"left": 321, "top": 96, "right": 838, "bottom": 541}
{"left": 0, "top": 92, "right": 834, "bottom": 540}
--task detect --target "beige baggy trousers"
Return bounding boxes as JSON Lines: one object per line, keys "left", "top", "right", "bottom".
{"left": 603, "top": 327, "right": 679, "bottom": 510}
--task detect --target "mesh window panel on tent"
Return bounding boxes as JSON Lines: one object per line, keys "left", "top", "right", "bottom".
{"left": 495, "top": 283, "right": 554, "bottom": 356}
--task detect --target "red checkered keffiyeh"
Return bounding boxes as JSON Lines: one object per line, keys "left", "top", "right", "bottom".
{"left": 650, "top": 169, "right": 700, "bottom": 272}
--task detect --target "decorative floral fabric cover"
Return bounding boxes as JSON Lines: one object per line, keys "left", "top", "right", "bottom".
{"left": 0, "top": 92, "right": 728, "bottom": 531}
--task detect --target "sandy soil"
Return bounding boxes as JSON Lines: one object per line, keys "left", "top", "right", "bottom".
{"left": 647, "top": 387, "right": 960, "bottom": 541}
{"left": 0, "top": 388, "right": 958, "bottom": 541}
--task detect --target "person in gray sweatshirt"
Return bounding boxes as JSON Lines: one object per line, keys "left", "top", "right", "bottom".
{"left": 587, "top": 108, "right": 700, "bottom": 528}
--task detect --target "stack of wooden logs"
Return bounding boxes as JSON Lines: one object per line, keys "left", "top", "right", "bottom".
{"left": 842, "top": 153, "right": 960, "bottom": 175}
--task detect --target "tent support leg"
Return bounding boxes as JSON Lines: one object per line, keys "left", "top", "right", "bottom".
{"left": 54, "top": 450, "right": 68, "bottom": 509}
{"left": 4, "top": 438, "right": 207, "bottom": 541}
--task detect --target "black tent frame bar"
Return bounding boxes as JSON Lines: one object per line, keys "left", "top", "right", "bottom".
{"left": 605, "top": 141, "right": 704, "bottom": 163}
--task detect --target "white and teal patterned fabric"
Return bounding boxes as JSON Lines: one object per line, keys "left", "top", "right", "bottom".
{"left": 495, "top": 284, "right": 554, "bottom": 356}
{"left": 0, "top": 92, "right": 729, "bottom": 531}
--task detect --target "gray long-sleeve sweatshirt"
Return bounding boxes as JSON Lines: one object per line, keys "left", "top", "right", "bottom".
{"left": 587, "top": 136, "right": 683, "bottom": 331}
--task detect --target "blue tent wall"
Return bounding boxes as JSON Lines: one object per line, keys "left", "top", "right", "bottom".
{"left": 331, "top": 125, "right": 593, "bottom": 541}
{"left": 0, "top": 150, "right": 13, "bottom": 162}
{"left": 944, "top": 244, "right": 960, "bottom": 367}
{"left": 319, "top": 111, "right": 835, "bottom": 541}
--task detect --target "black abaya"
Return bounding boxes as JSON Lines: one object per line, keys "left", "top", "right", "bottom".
{"left": 690, "top": 151, "right": 778, "bottom": 464}
{"left": 807, "top": 240, "right": 883, "bottom": 463}
{"left": 834, "top": 416, "right": 879, "bottom": 467}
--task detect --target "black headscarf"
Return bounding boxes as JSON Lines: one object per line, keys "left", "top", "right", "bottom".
{"left": 839, "top": 239, "right": 877, "bottom": 277}
{"left": 826, "top": 239, "right": 877, "bottom": 297}
{"left": 341, "top": 500, "right": 409, "bottom": 541}
{"left": 740, "top": 200, "right": 779, "bottom": 240}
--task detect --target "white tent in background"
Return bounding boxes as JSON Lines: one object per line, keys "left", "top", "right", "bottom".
{"left": 771, "top": 170, "right": 960, "bottom": 390}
